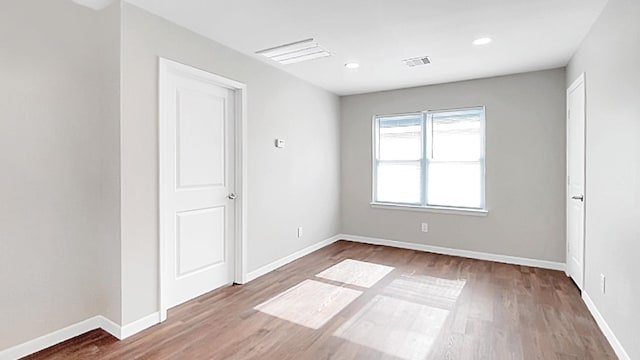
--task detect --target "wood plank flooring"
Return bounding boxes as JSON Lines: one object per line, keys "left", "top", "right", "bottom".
{"left": 24, "top": 241, "right": 616, "bottom": 359}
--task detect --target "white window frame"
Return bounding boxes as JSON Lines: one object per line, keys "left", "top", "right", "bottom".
{"left": 371, "top": 106, "right": 487, "bottom": 216}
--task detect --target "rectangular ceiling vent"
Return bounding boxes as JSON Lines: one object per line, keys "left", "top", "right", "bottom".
{"left": 72, "top": 0, "right": 115, "bottom": 10}
{"left": 403, "top": 56, "right": 432, "bottom": 67}
{"left": 256, "top": 38, "right": 332, "bottom": 65}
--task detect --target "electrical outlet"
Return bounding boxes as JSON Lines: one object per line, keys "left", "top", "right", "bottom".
{"left": 600, "top": 274, "right": 606, "bottom": 294}
{"left": 297, "top": 227, "right": 303, "bottom": 238}
{"left": 421, "top": 223, "right": 428, "bottom": 232}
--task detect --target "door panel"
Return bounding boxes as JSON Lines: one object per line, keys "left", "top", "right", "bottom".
{"left": 176, "top": 207, "right": 226, "bottom": 277}
{"left": 176, "top": 88, "right": 226, "bottom": 188}
{"left": 567, "top": 74, "right": 585, "bottom": 289}
{"left": 161, "top": 61, "right": 236, "bottom": 310}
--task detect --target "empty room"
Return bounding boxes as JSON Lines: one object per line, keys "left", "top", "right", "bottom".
{"left": 0, "top": 0, "right": 638, "bottom": 359}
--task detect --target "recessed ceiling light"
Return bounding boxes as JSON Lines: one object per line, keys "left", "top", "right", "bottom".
{"left": 345, "top": 62, "right": 360, "bottom": 69}
{"left": 473, "top": 37, "right": 493, "bottom": 45}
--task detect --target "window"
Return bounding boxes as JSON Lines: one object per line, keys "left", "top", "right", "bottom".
{"left": 372, "top": 107, "right": 485, "bottom": 212}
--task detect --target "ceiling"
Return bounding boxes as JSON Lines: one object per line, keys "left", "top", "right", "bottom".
{"left": 124, "top": 0, "right": 607, "bottom": 95}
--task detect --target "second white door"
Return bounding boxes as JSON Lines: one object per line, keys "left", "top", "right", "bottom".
{"left": 160, "top": 59, "right": 236, "bottom": 310}
{"left": 567, "top": 74, "right": 586, "bottom": 290}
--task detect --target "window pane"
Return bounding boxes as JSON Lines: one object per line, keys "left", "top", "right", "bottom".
{"left": 427, "top": 162, "right": 482, "bottom": 208}
{"left": 376, "top": 162, "right": 421, "bottom": 204}
{"left": 378, "top": 115, "right": 422, "bottom": 161}
{"left": 431, "top": 109, "right": 482, "bottom": 161}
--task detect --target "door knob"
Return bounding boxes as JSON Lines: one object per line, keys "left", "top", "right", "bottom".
{"left": 227, "top": 193, "right": 237, "bottom": 200}
{"left": 571, "top": 195, "right": 584, "bottom": 201}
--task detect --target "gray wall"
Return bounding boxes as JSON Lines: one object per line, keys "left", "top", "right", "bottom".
{"left": 0, "top": 0, "right": 121, "bottom": 351}
{"left": 341, "top": 69, "right": 567, "bottom": 262}
{"left": 567, "top": 0, "right": 640, "bottom": 357}
{"left": 8, "top": 1, "right": 636, "bottom": 356}
{"left": 120, "top": 4, "right": 341, "bottom": 324}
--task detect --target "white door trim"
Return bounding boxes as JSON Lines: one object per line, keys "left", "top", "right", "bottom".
{"left": 158, "top": 58, "right": 248, "bottom": 322}
{"left": 566, "top": 72, "right": 586, "bottom": 288}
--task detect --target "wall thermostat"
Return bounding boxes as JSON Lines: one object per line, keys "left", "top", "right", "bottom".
{"left": 275, "top": 139, "right": 286, "bottom": 148}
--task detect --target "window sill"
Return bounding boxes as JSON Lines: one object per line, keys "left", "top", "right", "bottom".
{"left": 370, "top": 202, "right": 488, "bottom": 217}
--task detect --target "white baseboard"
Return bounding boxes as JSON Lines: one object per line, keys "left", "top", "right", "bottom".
{"left": 582, "top": 292, "right": 630, "bottom": 360}
{"left": 120, "top": 312, "right": 160, "bottom": 339}
{"left": 0, "top": 316, "right": 109, "bottom": 360}
{"left": 340, "top": 234, "right": 566, "bottom": 271}
{"left": 246, "top": 234, "right": 341, "bottom": 282}
{"left": 97, "top": 315, "right": 121, "bottom": 339}
{"left": 0, "top": 311, "right": 162, "bottom": 360}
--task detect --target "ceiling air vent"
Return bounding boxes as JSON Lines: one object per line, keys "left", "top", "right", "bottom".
{"left": 256, "top": 38, "right": 332, "bottom": 65}
{"left": 72, "top": 0, "right": 115, "bottom": 10}
{"left": 403, "top": 56, "right": 432, "bottom": 67}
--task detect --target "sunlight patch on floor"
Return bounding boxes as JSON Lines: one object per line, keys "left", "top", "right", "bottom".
{"left": 334, "top": 294, "right": 450, "bottom": 360}
{"left": 383, "top": 275, "right": 466, "bottom": 310}
{"left": 316, "top": 259, "right": 395, "bottom": 288}
{"left": 255, "top": 279, "right": 362, "bottom": 329}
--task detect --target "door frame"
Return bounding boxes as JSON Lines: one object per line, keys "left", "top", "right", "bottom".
{"left": 158, "top": 57, "right": 248, "bottom": 321}
{"left": 566, "top": 72, "right": 586, "bottom": 289}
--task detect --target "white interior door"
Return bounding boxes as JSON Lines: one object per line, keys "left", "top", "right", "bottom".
{"left": 160, "top": 59, "right": 236, "bottom": 311}
{"left": 567, "top": 74, "right": 586, "bottom": 289}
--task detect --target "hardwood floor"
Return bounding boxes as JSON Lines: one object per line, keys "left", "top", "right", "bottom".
{"left": 24, "top": 241, "right": 616, "bottom": 359}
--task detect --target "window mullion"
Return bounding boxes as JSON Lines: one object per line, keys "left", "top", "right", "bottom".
{"left": 372, "top": 117, "right": 380, "bottom": 203}
{"left": 419, "top": 114, "right": 424, "bottom": 206}
{"left": 422, "top": 112, "right": 431, "bottom": 207}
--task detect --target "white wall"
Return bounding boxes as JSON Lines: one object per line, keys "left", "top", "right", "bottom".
{"left": 567, "top": 0, "right": 640, "bottom": 358}
{"left": 120, "top": 4, "right": 341, "bottom": 324}
{"left": 340, "top": 69, "right": 567, "bottom": 263}
{"left": 0, "top": 0, "right": 121, "bottom": 351}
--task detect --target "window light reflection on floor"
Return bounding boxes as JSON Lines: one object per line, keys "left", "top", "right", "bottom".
{"left": 334, "top": 295, "right": 449, "bottom": 360}
{"left": 383, "top": 274, "right": 466, "bottom": 310}
{"left": 315, "top": 259, "right": 395, "bottom": 288}
{"left": 254, "top": 258, "right": 466, "bottom": 360}
{"left": 254, "top": 279, "right": 362, "bottom": 329}
{"left": 334, "top": 275, "right": 466, "bottom": 360}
